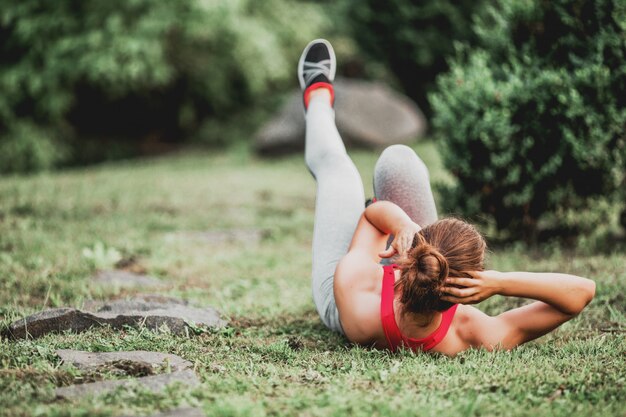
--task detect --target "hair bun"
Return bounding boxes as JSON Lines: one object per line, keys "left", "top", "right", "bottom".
{"left": 396, "top": 239, "right": 451, "bottom": 315}
{"left": 412, "top": 244, "right": 449, "bottom": 281}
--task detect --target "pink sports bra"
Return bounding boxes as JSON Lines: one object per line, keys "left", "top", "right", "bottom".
{"left": 380, "top": 264, "right": 458, "bottom": 352}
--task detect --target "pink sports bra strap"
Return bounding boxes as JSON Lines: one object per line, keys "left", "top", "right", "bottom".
{"left": 380, "top": 264, "right": 403, "bottom": 352}
{"left": 380, "top": 264, "right": 458, "bottom": 352}
{"left": 418, "top": 304, "right": 458, "bottom": 351}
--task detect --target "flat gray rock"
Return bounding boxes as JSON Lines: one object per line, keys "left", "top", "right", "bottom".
{"left": 119, "top": 407, "right": 205, "bottom": 417}
{"left": 56, "top": 349, "right": 192, "bottom": 373}
{"left": 55, "top": 369, "right": 200, "bottom": 400}
{"left": 4, "top": 297, "right": 227, "bottom": 339}
{"left": 83, "top": 294, "right": 189, "bottom": 313}
{"left": 91, "top": 270, "right": 166, "bottom": 289}
{"left": 254, "top": 78, "right": 427, "bottom": 156}
{"left": 82, "top": 294, "right": 185, "bottom": 312}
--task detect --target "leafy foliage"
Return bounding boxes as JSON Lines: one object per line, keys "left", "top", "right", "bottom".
{"left": 0, "top": 123, "right": 64, "bottom": 174}
{"left": 0, "top": 0, "right": 327, "bottom": 172}
{"left": 346, "top": 0, "right": 488, "bottom": 114}
{"left": 431, "top": 0, "right": 626, "bottom": 242}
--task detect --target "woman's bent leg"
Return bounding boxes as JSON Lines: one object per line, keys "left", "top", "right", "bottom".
{"left": 306, "top": 92, "right": 365, "bottom": 334}
{"left": 373, "top": 144, "right": 438, "bottom": 227}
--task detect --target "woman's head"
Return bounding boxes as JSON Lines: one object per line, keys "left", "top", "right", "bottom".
{"left": 395, "top": 218, "right": 486, "bottom": 315}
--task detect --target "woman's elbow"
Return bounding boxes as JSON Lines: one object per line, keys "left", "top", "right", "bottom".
{"left": 569, "top": 278, "right": 596, "bottom": 315}
{"left": 582, "top": 278, "right": 596, "bottom": 307}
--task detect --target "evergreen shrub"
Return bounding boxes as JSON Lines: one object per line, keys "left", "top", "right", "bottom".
{"left": 431, "top": 0, "right": 626, "bottom": 242}
{"left": 347, "top": 0, "right": 488, "bottom": 114}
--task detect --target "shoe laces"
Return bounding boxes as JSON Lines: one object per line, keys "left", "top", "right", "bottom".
{"left": 302, "top": 59, "right": 331, "bottom": 86}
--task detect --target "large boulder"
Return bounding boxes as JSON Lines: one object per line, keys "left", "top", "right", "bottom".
{"left": 254, "top": 78, "right": 426, "bottom": 156}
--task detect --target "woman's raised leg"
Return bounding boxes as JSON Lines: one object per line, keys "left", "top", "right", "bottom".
{"left": 373, "top": 144, "right": 438, "bottom": 227}
{"left": 306, "top": 90, "right": 364, "bottom": 334}
{"left": 301, "top": 40, "right": 364, "bottom": 334}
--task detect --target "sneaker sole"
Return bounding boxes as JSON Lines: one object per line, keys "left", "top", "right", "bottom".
{"left": 297, "top": 38, "right": 336, "bottom": 90}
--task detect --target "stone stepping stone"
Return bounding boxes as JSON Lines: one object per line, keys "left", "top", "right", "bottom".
{"left": 119, "top": 408, "right": 205, "bottom": 417}
{"left": 56, "top": 349, "right": 192, "bottom": 373}
{"left": 91, "top": 270, "right": 166, "bottom": 289}
{"left": 55, "top": 369, "right": 199, "bottom": 400}
{"left": 3, "top": 296, "right": 227, "bottom": 339}
{"left": 165, "top": 228, "right": 265, "bottom": 245}
{"left": 81, "top": 294, "right": 184, "bottom": 312}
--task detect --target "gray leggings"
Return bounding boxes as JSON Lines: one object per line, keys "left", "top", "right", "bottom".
{"left": 305, "top": 94, "right": 438, "bottom": 334}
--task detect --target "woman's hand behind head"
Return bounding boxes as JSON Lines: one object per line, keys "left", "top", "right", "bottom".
{"left": 441, "top": 270, "right": 503, "bottom": 304}
{"left": 378, "top": 222, "right": 421, "bottom": 258}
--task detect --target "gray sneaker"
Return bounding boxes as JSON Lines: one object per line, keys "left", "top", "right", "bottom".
{"left": 298, "top": 39, "right": 336, "bottom": 90}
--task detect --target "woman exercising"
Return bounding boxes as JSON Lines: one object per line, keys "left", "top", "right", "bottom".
{"left": 299, "top": 39, "right": 596, "bottom": 356}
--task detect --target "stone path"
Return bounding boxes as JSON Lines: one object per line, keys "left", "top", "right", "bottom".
{"left": 4, "top": 246, "right": 233, "bottom": 411}
{"left": 56, "top": 349, "right": 192, "bottom": 373}
{"left": 55, "top": 349, "right": 199, "bottom": 401}
{"left": 3, "top": 295, "right": 227, "bottom": 339}
{"left": 55, "top": 369, "right": 200, "bottom": 400}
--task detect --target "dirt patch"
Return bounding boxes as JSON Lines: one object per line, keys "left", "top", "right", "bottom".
{"left": 95, "top": 359, "right": 156, "bottom": 377}
{"left": 114, "top": 256, "right": 148, "bottom": 274}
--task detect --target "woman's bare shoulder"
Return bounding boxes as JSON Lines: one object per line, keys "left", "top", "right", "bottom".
{"left": 334, "top": 253, "right": 383, "bottom": 292}
{"left": 334, "top": 256, "right": 385, "bottom": 344}
{"left": 453, "top": 305, "right": 518, "bottom": 351}
{"left": 452, "top": 305, "right": 496, "bottom": 348}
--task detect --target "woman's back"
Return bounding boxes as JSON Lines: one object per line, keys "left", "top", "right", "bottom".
{"left": 333, "top": 216, "right": 595, "bottom": 356}
{"left": 334, "top": 259, "right": 487, "bottom": 355}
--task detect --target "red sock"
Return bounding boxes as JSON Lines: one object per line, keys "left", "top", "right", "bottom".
{"left": 303, "top": 82, "right": 335, "bottom": 109}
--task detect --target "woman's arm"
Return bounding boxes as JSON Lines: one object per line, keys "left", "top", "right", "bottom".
{"left": 442, "top": 271, "right": 596, "bottom": 348}
{"left": 333, "top": 201, "right": 420, "bottom": 343}
{"left": 364, "top": 201, "right": 421, "bottom": 258}
{"left": 442, "top": 271, "right": 596, "bottom": 315}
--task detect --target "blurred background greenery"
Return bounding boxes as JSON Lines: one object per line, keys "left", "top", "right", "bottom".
{"left": 0, "top": 0, "right": 625, "bottom": 245}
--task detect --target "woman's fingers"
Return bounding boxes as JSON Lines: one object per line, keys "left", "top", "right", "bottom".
{"left": 379, "top": 246, "right": 397, "bottom": 258}
{"left": 441, "top": 294, "right": 480, "bottom": 305}
{"left": 441, "top": 286, "right": 477, "bottom": 297}
{"left": 395, "top": 235, "right": 410, "bottom": 255}
{"left": 445, "top": 277, "right": 476, "bottom": 287}
{"left": 381, "top": 233, "right": 411, "bottom": 258}
{"left": 441, "top": 295, "right": 463, "bottom": 303}
{"left": 400, "top": 239, "right": 411, "bottom": 254}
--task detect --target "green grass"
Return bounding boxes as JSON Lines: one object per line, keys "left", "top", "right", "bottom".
{"left": 0, "top": 142, "right": 624, "bottom": 417}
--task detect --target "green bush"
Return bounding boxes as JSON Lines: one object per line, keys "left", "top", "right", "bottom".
{"left": 346, "top": 0, "right": 488, "bottom": 114}
{"left": 431, "top": 0, "right": 626, "bottom": 242}
{"left": 0, "top": 0, "right": 327, "bottom": 172}
{"left": 0, "top": 123, "right": 65, "bottom": 174}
